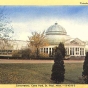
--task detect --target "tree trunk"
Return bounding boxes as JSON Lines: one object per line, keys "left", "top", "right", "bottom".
{"left": 36, "top": 48, "right": 39, "bottom": 58}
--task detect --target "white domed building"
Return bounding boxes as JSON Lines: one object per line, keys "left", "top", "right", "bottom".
{"left": 0, "top": 23, "right": 86, "bottom": 58}
{"left": 40, "top": 23, "right": 86, "bottom": 57}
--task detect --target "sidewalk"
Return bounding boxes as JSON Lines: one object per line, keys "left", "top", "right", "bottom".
{"left": 0, "top": 59, "right": 84, "bottom": 63}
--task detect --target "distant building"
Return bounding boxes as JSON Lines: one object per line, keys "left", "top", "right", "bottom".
{"left": 0, "top": 39, "right": 28, "bottom": 57}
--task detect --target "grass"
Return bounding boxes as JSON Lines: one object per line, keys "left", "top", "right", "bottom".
{"left": 0, "top": 63, "right": 84, "bottom": 84}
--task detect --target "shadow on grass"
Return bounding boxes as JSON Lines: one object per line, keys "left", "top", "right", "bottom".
{"left": 64, "top": 78, "right": 84, "bottom": 84}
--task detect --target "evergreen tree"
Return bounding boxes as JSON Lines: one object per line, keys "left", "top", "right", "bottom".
{"left": 58, "top": 42, "right": 66, "bottom": 59}
{"left": 51, "top": 46, "right": 65, "bottom": 83}
{"left": 82, "top": 52, "right": 88, "bottom": 83}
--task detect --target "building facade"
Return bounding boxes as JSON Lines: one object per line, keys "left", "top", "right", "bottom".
{"left": 0, "top": 23, "right": 87, "bottom": 58}
{"left": 0, "top": 39, "right": 28, "bottom": 57}
{"left": 40, "top": 23, "right": 86, "bottom": 57}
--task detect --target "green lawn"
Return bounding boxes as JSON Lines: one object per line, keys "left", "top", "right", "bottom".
{"left": 0, "top": 63, "right": 84, "bottom": 84}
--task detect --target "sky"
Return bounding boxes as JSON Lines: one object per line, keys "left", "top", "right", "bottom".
{"left": 0, "top": 6, "right": 88, "bottom": 41}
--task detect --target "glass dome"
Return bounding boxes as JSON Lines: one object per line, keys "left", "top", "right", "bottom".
{"left": 46, "top": 23, "right": 71, "bottom": 45}
{"left": 46, "top": 23, "right": 67, "bottom": 35}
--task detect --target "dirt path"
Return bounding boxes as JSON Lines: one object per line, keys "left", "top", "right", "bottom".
{"left": 0, "top": 59, "right": 84, "bottom": 63}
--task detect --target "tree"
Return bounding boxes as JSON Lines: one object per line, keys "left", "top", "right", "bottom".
{"left": 21, "top": 48, "right": 32, "bottom": 59}
{"left": 58, "top": 42, "right": 66, "bottom": 59}
{"left": 0, "top": 39, "right": 13, "bottom": 50}
{"left": 28, "top": 31, "right": 49, "bottom": 58}
{"left": 51, "top": 45, "right": 65, "bottom": 83}
{"left": 0, "top": 6, "right": 14, "bottom": 39}
{"left": 0, "top": 6, "right": 14, "bottom": 50}
{"left": 12, "top": 50, "right": 21, "bottom": 58}
{"left": 82, "top": 52, "right": 88, "bottom": 83}
{"left": 12, "top": 48, "right": 32, "bottom": 59}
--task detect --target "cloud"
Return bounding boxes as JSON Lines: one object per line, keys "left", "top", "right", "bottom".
{"left": 11, "top": 22, "right": 32, "bottom": 40}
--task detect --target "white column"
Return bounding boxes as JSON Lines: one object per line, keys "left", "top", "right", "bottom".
{"left": 84, "top": 48, "right": 85, "bottom": 56}
{"left": 45, "top": 48, "right": 47, "bottom": 53}
{"left": 74, "top": 48, "right": 75, "bottom": 56}
{"left": 73, "top": 48, "right": 74, "bottom": 56}
{"left": 79, "top": 48, "right": 80, "bottom": 56}
{"left": 40, "top": 48, "right": 41, "bottom": 53}
{"left": 43, "top": 48, "right": 44, "bottom": 53}
{"left": 69, "top": 47, "right": 70, "bottom": 55}
{"left": 45, "top": 48, "right": 46, "bottom": 53}
{"left": 79, "top": 47, "right": 80, "bottom": 56}
{"left": 51, "top": 47, "right": 52, "bottom": 55}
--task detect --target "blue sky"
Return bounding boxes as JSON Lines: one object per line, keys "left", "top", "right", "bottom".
{"left": 4, "top": 6, "right": 88, "bottom": 22}
{"left": 0, "top": 6, "right": 88, "bottom": 41}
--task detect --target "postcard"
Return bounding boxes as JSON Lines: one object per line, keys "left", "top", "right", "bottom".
{"left": 0, "top": 0, "right": 88, "bottom": 88}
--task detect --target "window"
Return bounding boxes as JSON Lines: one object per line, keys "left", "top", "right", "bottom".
{"left": 46, "top": 48, "right": 48, "bottom": 53}
{"left": 75, "top": 48, "right": 79, "bottom": 55}
{"left": 0, "top": 50, "right": 12, "bottom": 55}
{"left": 44, "top": 48, "right": 45, "bottom": 53}
{"left": 80, "top": 48, "right": 84, "bottom": 56}
{"left": 40, "top": 48, "right": 43, "bottom": 53}
{"left": 70, "top": 48, "right": 74, "bottom": 55}
{"left": 49, "top": 48, "right": 52, "bottom": 55}
{"left": 66, "top": 48, "right": 69, "bottom": 55}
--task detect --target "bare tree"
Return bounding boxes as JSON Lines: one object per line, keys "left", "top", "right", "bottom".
{"left": 0, "top": 6, "right": 14, "bottom": 54}
{"left": 28, "top": 31, "right": 49, "bottom": 58}
{"left": 0, "top": 6, "right": 14, "bottom": 40}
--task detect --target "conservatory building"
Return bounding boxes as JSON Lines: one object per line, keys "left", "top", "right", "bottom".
{"left": 0, "top": 22, "right": 86, "bottom": 58}
{"left": 40, "top": 23, "right": 86, "bottom": 57}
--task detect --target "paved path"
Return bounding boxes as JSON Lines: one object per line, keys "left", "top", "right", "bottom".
{"left": 0, "top": 59, "right": 84, "bottom": 63}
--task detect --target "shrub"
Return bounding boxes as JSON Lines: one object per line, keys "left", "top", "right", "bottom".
{"left": 82, "top": 52, "right": 88, "bottom": 83}
{"left": 39, "top": 52, "right": 49, "bottom": 58}
{"left": 12, "top": 50, "right": 21, "bottom": 58}
{"left": 58, "top": 42, "right": 66, "bottom": 59}
{"left": 12, "top": 48, "right": 33, "bottom": 59}
{"left": 21, "top": 49, "right": 31, "bottom": 59}
{"left": 51, "top": 46, "right": 65, "bottom": 83}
